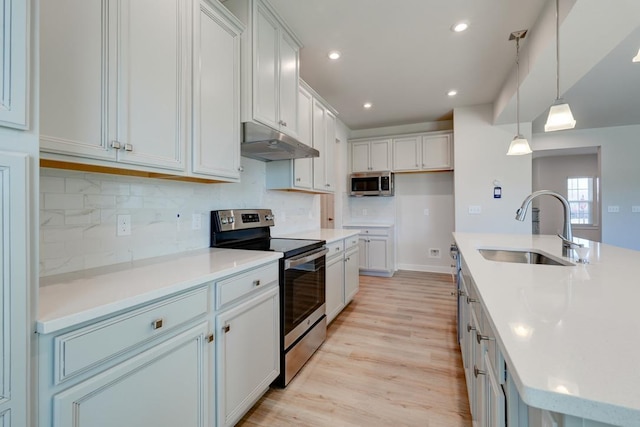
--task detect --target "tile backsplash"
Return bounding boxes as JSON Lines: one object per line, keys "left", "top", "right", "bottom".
{"left": 40, "top": 158, "right": 320, "bottom": 277}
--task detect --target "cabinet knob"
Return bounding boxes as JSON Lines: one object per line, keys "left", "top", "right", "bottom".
{"left": 467, "top": 323, "right": 476, "bottom": 332}
{"left": 223, "top": 324, "right": 230, "bottom": 333}
{"left": 238, "top": 166, "right": 244, "bottom": 172}
{"left": 207, "top": 333, "right": 214, "bottom": 343}
{"left": 110, "top": 141, "right": 121, "bottom": 150}
{"left": 451, "top": 289, "right": 466, "bottom": 297}
{"left": 474, "top": 366, "right": 486, "bottom": 378}
{"left": 253, "top": 279, "right": 261, "bottom": 287}
{"left": 123, "top": 143, "right": 133, "bottom": 152}
{"left": 152, "top": 318, "right": 164, "bottom": 330}
{"left": 296, "top": 177, "right": 301, "bottom": 182}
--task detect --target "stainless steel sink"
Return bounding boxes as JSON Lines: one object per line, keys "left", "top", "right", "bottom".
{"left": 478, "top": 249, "right": 573, "bottom": 266}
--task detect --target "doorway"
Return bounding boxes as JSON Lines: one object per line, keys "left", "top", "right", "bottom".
{"left": 320, "top": 194, "right": 335, "bottom": 229}
{"left": 532, "top": 147, "right": 601, "bottom": 242}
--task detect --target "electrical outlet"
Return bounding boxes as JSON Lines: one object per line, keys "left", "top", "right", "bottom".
{"left": 428, "top": 248, "right": 441, "bottom": 258}
{"left": 192, "top": 213, "right": 202, "bottom": 230}
{"left": 607, "top": 205, "right": 620, "bottom": 213}
{"left": 468, "top": 205, "right": 482, "bottom": 215}
{"left": 117, "top": 214, "right": 131, "bottom": 236}
{"left": 632, "top": 206, "right": 640, "bottom": 213}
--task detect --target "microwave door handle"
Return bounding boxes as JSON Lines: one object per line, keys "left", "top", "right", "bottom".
{"left": 285, "top": 247, "right": 328, "bottom": 270}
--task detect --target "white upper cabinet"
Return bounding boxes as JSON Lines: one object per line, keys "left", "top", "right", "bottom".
{"left": 224, "top": 0, "right": 301, "bottom": 139}
{"left": 0, "top": 0, "right": 28, "bottom": 129}
{"left": 40, "top": 0, "right": 189, "bottom": 172}
{"left": 391, "top": 132, "right": 453, "bottom": 172}
{"left": 293, "top": 85, "right": 313, "bottom": 189}
{"left": 350, "top": 139, "right": 392, "bottom": 173}
{"left": 192, "top": 0, "right": 244, "bottom": 181}
{"left": 312, "top": 99, "right": 327, "bottom": 191}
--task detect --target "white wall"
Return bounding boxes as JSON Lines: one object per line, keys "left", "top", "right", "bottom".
{"left": 40, "top": 158, "right": 321, "bottom": 276}
{"left": 453, "top": 104, "right": 532, "bottom": 234}
{"left": 532, "top": 125, "right": 640, "bottom": 250}
{"left": 532, "top": 153, "right": 600, "bottom": 241}
{"left": 395, "top": 172, "right": 454, "bottom": 273}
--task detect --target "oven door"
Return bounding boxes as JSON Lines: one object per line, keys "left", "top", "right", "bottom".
{"left": 283, "top": 247, "right": 328, "bottom": 349}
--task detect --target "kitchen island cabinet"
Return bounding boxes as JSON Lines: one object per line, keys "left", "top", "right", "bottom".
{"left": 37, "top": 248, "right": 282, "bottom": 427}
{"left": 453, "top": 232, "right": 640, "bottom": 427}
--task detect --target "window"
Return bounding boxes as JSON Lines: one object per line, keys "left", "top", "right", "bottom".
{"left": 567, "top": 177, "right": 597, "bottom": 225}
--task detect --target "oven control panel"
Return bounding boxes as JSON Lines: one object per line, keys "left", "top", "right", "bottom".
{"left": 211, "top": 209, "right": 275, "bottom": 232}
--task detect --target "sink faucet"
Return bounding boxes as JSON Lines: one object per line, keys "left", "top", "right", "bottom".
{"left": 515, "top": 190, "right": 582, "bottom": 257}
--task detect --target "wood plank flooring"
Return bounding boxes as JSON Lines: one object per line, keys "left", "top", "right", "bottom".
{"left": 238, "top": 270, "right": 471, "bottom": 427}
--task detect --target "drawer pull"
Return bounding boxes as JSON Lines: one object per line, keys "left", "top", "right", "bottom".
{"left": 223, "top": 324, "right": 230, "bottom": 333}
{"left": 467, "top": 323, "right": 476, "bottom": 332}
{"left": 466, "top": 297, "right": 478, "bottom": 304}
{"left": 151, "top": 319, "right": 164, "bottom": 330}
{"left": 253, "top": 279, "right": 261, "bottom": 287}
{"left": 474, "top": 365, "right": 486, "bottom": 377}
{"left": 207, "top": 333, "right": 214, "bottom": 343}
{"left": 476, "top": 333, "right": 491, "bottom": 344}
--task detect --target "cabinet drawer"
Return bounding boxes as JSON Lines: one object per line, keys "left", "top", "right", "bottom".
{"left": 54, "top": 286, "right": 208, "bottom": 384}
{"left": 360, "top": 227, "right": 390, "bottom": 237}
{"left": 326, "top": 241, "right": 344, "bottom": 259}
{"left": 216, "top": 262, "right": 279, "bottom": 310}
{"left": 344, "top": 236, "right": 359, "bottom": 250}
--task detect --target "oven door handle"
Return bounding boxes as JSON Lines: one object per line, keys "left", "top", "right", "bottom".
{"left": 284, "top": 247, "right": 329, "bottom": 270}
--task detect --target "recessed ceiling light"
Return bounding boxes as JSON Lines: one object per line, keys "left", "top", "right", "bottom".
{"left": 447, "top": 90, "right": 458, "bottom": 97}
{"left": 451, "top": 21, "right": 469, "bottom": 33}
{"left": 363, "top": 102, "right": 372, "bottom": 109}
{"left": 328, "top": 51, "right": 341, "bottom": 60}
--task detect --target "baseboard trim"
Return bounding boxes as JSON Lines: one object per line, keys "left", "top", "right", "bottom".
{"left": 396, "top": 264, "right": 453, "bottom": 274}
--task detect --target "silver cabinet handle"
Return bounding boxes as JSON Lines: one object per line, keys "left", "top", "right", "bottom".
{"left": 474, "top": 366, "right": 486, "bottom": 377}
{"left": 123, "top": 143, "right": 133, "bottom": 152}
{"left": 467, "top": 297, "right": 478, "bottom": 304}
{"left": 253, "top": 279, "right": 261, "bottom": 287}
{"left": 467, "top": 323, "right": 476, "bottom": 332}
{"left": 152, "top": 319, "right": 164, "bottom": 330}
{"left": 451, "top": 289, "right": 466, "bottom": 297}
{"left": 223, "top": 325, "right": 230, "bottom": 333}
{"left": 110, "top": 141, "right": 121, "bottom": 149}
{"left": 477, "top": 333, "right": 491, "bottom": 344}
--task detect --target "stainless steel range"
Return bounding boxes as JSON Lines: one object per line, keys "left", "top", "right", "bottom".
{"left": 210, "top": 209, "right": 328, "bottom": 387}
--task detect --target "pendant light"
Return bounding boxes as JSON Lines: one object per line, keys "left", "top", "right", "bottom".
{"left": 507, "top": 30, "right": 532, "bottom": 156}
{"left": 544, "top": 0, "right": 576, "bottom": 132}
{"left": 633, "top": 48, "right": 640, "bottom": 63}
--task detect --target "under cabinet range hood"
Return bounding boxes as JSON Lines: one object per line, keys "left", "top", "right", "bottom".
{"left": 240, "top": 121, "right": 319, "bottom": 162}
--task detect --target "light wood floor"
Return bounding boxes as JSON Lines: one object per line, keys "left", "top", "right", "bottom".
{"left": 238, "top": 270, "right": 471, "bottom": 427}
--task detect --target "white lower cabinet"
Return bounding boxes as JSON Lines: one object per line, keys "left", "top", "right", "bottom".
{"left": 324, "top": 236, "right": 360, "bottom": 324}
{"left": 38, "top": 287, "right": 211, "bottom": 427}
{"left": 344, "top": 225, "right": 395, "bottom": 277}
{"left": 214, "top": 264, "right": 280, "bottom": 427}
{"left": 325, "top": 243, "right": 346, "bottom": 324}
{"left": 53, "top": 323, "right": 209, "bottom": 427}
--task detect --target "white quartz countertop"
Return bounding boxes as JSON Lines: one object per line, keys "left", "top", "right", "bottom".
{"left": 38, "top": 248, "right": 282, "bottom": 334}
{"left": 275, "top": 228, "right": 360, "bottom": 244}
{"left": 453, "top": 232, "right": 640, "bottom": 426}
{"left": 343, "top": 223, "right": 393, "bottom": 228}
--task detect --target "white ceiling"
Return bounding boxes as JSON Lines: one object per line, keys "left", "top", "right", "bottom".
{"left": 268, "top": 0, "right": 640, "bottom": 132}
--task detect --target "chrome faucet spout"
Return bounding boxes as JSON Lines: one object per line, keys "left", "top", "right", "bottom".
{"left": 515, "top": 190, "right": 574, "bottom": 256}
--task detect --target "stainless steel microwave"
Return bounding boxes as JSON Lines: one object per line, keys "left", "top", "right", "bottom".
{"left": 350, "top": 171, "right": 394, "bottom": 196}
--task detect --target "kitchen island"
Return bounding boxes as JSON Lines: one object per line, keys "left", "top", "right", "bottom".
{"left": 453, "top": 232, "right": 640, "bottom": 427}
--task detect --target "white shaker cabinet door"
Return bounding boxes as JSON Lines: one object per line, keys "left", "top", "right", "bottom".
{"left": 192, "top": 0, "right": 242, "bottom": 180}
{"left": 366, "top": 237, "right": 388, "bottom": 271}
{"left": 0, "top": 0, "right": 28, "bottom": 129}
{"left": 350, "top": 141, "right": 371, "bottom": 173}
{"left": 344, "top": 248, "right": 360, "bottom": 303}
{"left": 325, "top": 254, "right": 345, "bottom": 324}
{"left": 115, "top": 0, "right": 188, "bottom": 171}
{"left": 278, "top": 30, "right": 299, "bottom": 139}
{"left": 392, "top": 136, "right": 421, "bottom": 171}
{"left": 53, "top": 323, "right": 209, "bottom": 427}
{"left": 253, "top": 3, "right": 279, "bottom": 130}
{"left": 311, "top": 100, "right": 327, "bottom": 191}
{"left": 293, "top": 85, "right": 313, "bottom": 189}
{"left": 0, "top": 152, "right": 29, "bottom": 427}
{"left": 324, "top": 111, "right": 336, "bottom": 192}
{"left": 370, "top": 139, "right": 392, "bottom": 171}
{"left": 40, "top": 0, "right": 116, "bottom": 160}
{"left": 421, "top": 134, "right": 452, "bottom": 170}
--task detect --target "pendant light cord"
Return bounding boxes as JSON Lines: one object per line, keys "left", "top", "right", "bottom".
{"left": 516, "top": 36, "right": 521, "bottom": 136}
{"left": 555, "top": 0, "right": 560, "bottom": 100}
